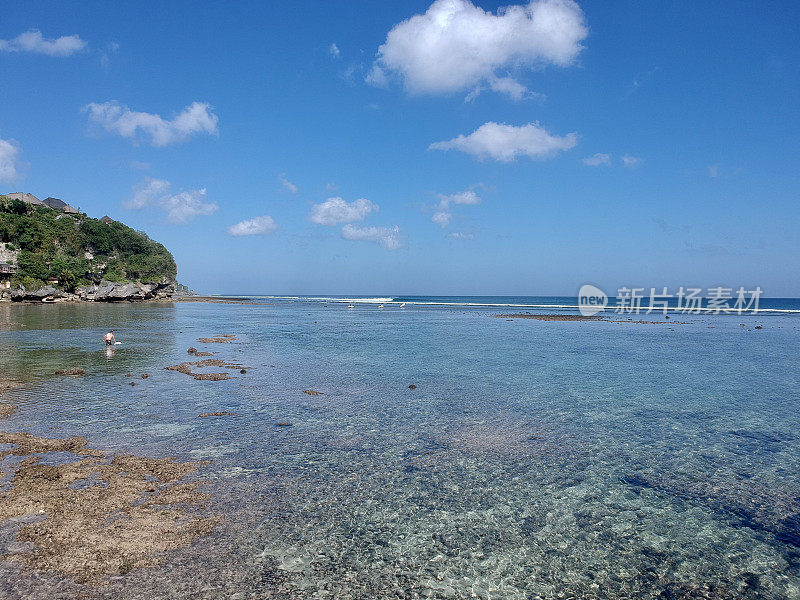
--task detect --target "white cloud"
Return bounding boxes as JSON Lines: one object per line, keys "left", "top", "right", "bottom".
{"left": 448, "top": 232, "right": 474, "bottom": 239}
{"left": 432, "top": 211, "right": 452, "bottom": 227}
{"left": 341, "top": 224, "right": 402, "bottom": 250}
{"left": 708, "top": 164, "right": 719, "bottom": 178}
{"left": 279, "top": 173, "right": 298, "bottom": 194}
{"left": 487, "top": 76, "right": 529, "bottom": 101}
{"left": 326, "top": 182, "right": 338, "bottom": 191}
{"left": 0, "top": 138, "right": 22, "bottom": 183}
{"left": 100, "top": 41, "right": 119, "bottom": 69}
{"left": 582, "top": 152, "right": 611, "bottom": 166}
{"left": 365, "top": 64, "right": 390, "bottom": 88}
{"left": 84, "top": 101, "right": 219, "bottom": 147}
{"left": 126, "top": 177, "right": 171, "bottom": 209}
{"left": 430, "top": 121, "right": 577, "bottom": 161}
{"left": 437, "top": 189, "right": 481, "bottom": 206}
{"left": 130, "top": 160, "right": 151, "bottom": 170}
{"left": 431, "top": 188, "right": 482, "bottom": 227}
{"left": 0, "top": 30, "right": 86, "bottom": 56}
{"left": 310, "top": 197, "right": 378, "bottom": 226}
{"left": 329, "top": 43, "right": 340, "bottom": 58}
{"left": 621, "top": 155, "right": 643, "bottom": 168}
{"left": 368, "top": 0, "right": 587, "bottom": 99}
{"left": 163, "top": 189, "right": 217, "bottom": 223}
{"left": 228, "top": 215, "right": 277, "bottom": 236}
{"left": 126, "top": 177, "right": 218, "bottom": 223}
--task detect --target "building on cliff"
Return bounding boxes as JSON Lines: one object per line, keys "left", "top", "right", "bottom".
{"left": 3, "top": 193, "right": 81, "bottom": 214}
{"left": 5, "top": 192, "right": 45, "bottom": 207}
{"left": 43, "top": 197, "right": 81, "bottom": 214}
{"left": 0, "top": 262, "right": 17, "bottom": 289}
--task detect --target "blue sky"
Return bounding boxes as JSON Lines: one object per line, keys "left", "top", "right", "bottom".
{"left": 1, "top": 1, "right": 798, "bottom": 296}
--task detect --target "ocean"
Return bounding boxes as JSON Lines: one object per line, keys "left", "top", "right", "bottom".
{"left": 1, "top": 297, "right": 799, "bottom": 598}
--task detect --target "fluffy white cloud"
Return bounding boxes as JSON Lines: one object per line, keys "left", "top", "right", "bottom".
{"left": 126, "top": 177, "right": 171, "bottom": 209}
{"left": 430, "top": 122, "right": 576, "bottom": 161}
{"left": 0, "top": 138, "right": 22, "bottom": 183}
{"left": 0, "top": 30, "right": 86, "bottom": 56}
{"left": 621, "top": 155, "right": 643, "bottom": 168}
{"left": 310, "top": 197, "right": 378, "bottom": 226}
{"left": 432, "top": 211, "right": 452, "bottom": 227}
{"left": 448, "top": 232, "right": 474, "bottom": 239}
{"left": 279, "top": 173, "right": 298, "bottom": 194}
{"left": 126, "top": 177, "right": 218, "bottom": 223}
{"left": 163, "top": 189, "right": 218, "bottom": 223}
{"left": 438, "top": 190, "right": 481, "bottom": 206}
{"left": 228, "top": 215, "right": 277, "bottom": 236}
{"left": 368, "top": 0, "right": 587, "bottom": 99}
{"left": 431, "top": 189, "right": 482, "bottom": 227}
{"left": 582, "top": 152, "right": 611, "bottom": 166}
{"left": 84, "top": 101, "right": 219, "bottom": 147}
{"left": 329, "top": 43, "right": 340, "bottom": 58}
{"left": 341, "top": 224, "right": 402, "bottom": 250}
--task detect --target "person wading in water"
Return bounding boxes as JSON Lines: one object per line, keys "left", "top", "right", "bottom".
{"left": 104, "top": 331, "right": 116, "bottom": 346}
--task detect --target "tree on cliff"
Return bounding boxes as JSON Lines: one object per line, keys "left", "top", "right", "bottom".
{"left": 0, "top": 195, "right": 177, "bottom": 290}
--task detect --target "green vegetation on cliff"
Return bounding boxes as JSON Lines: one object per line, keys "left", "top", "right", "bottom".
{"left": 0, "top": 196, "right": 177, "bottom": 291}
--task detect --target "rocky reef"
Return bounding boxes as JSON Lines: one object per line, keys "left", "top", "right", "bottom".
{"left": 1, "top": 280, "right": 176, "bottom": 303}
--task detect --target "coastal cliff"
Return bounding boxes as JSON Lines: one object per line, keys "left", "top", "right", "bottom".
{"left": 0, "top": 194, "right": 178, "bottom": 303}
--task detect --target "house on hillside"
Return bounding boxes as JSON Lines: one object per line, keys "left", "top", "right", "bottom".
{"left": 43, "top": 197, "right": 81, "bottom": 214}
{"left": 0, "top": 262, "right": 17, "bottom": 289}
{"left": 100, "top": 216, "right": 114, "bottom": 224}
{"left": 5, "top": 192, "right": 45, "bottom": 207}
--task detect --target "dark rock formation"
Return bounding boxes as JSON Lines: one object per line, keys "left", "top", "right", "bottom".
{"left": 8, "top": 280, "right": 175, "bottom": 303}
{"left": 54, "top": 368, "right": 86, "bottom": 376}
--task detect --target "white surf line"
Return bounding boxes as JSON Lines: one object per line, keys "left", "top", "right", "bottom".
{"left": 243, "top": 296, "right": 800, "bottom": 314}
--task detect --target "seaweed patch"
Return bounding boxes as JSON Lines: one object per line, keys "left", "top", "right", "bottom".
{"left": 0, "top": 432, "right": 218, "bottom": 585}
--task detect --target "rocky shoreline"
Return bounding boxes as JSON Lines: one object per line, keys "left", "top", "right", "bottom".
{"left": 0, "top": 281, "right": 176, "bottom": 303}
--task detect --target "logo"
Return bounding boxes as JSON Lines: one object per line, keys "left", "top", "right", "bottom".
{"left": 578, "top": 284, "right": 608, "bottom": 316}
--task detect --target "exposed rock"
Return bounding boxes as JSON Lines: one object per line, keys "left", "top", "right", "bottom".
{"left": 0, "top": 432, "right": 217, "bottom": 585}
{"left": 106, "top": 282, "right": 140, "bottom": 300}
{"left": 198, "top": 411, "right": 237, "bottom": 418}
{"left": 187, "top": 346, "right": 212, "bottom": 357}
{"left": 408, "top": 384, "right": 417, "bottom": 389}
{"left": 0, "top": 403, "right": 16, "bottom": 419}
{"left": 193, "top": 373, "right": 229, "bottom": 381}
{"left": 54, "top": 367, "right": 86, "bottom": 376}
{"left": 302, "top": 390, "right": 323, "bottom": 396}
{"left": 16, "top": 280, "right": 178, "bottom": 303}
{"left": 165, "top": 358, "right": 244, "bottom": 381}
{"left": 197, "top": 334, "right": 237, "bottom": 343}
{"left": 276, "top": 422, "right": 292, "bottom": 427}
{"left": 141, "top": 373, "right": 149, "bottom": 379}
{"left": 0, "top": 432, "right": 104, "bottom": 458}
{"left": 25, "top": 286, "right": 63, "bottom": 300}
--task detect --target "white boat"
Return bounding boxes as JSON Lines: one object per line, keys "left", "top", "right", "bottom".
{"left": 347, "top": 304, "right": 355, "bottom": 309}
{"left": 378, "top": 304, "right": 384, "bottom": 309}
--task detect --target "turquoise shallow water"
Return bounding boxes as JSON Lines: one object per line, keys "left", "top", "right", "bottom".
{"left": 1, "top": 300, "right": 799, "bottom": 598}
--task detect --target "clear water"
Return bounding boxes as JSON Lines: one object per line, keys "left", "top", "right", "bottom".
{"left": 1, "top": 299, "right": 799, "bottom": 599}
